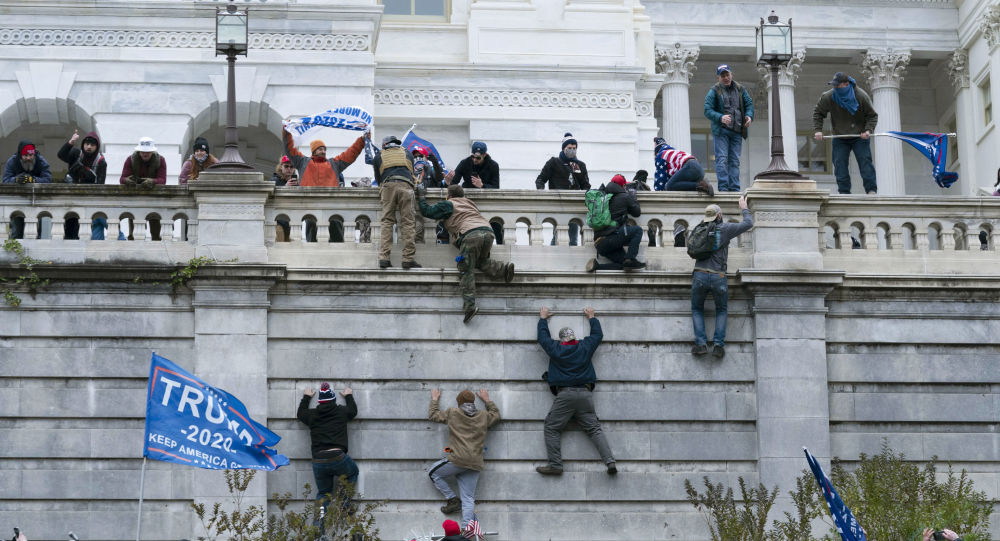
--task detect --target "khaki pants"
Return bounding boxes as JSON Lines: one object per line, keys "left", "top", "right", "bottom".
{"left": 412, "top": 196, "right": 426, "bottom": 243}
{"left": 458, "top": 229, "right": 506, "bottom": 311}
{"left": 379, "top": 181, "right": 416, "bottom": 262}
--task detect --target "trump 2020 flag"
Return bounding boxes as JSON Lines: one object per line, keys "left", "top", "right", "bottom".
{"left": 884, "top": 131, "right": 959, "bottom": 188}
{"left": 283, "top": 106, "right": 373, "bottom": 136}
{"left": 143, "top": 353, "right": 289, "bottom": 471}
{"left": 402, "top": 130, "right": 449, "bottom": 174}
{"left": 805, "top": 447, "right": 866, "bottom": 541}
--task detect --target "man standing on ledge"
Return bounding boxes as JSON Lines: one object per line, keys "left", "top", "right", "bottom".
{"left": 813, "top": 71, "right": 879, "bottom": 194}
{"left": 535, "top": 306, "right": 616, "bottom": 476}
{"left": 704, "top": 64, "right": 753, "bottom": 192}
{"left": 371, "top": 134, "right": 421, "bottom": 269}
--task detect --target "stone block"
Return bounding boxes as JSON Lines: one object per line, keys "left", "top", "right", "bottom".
{"left": 649, "top": 431, "right": 757, "bottom": 460}
{"left": 16, "top": 309, "right": 193, "bottom": 338}
{"left": 193, "top": 307, "right": 268, "bottom": 335}
{"left": 756, "top": 378, "right": 830, "bottom": 418}
{"left": 828, "top": 352, "right": 999, "bottom": 383}
{"left": 754, "top": 339, "right": 827, "bottom": 378}
{"left": 757, "top": 418, "right": 830, "bottom": 459}
{"left": 843, "top": 392, "right": 995, "bottom": 422}
{"left": 754, "top": 313, "right": 827, "bottom": 340}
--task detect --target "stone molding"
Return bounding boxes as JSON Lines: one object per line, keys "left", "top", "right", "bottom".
{"left": 754, "top": 211, "right": 817, "bottom": 227}
{"left": 373, "top": 89, "right": 633, "bottom": 109}
{"left": 980, "top": 5, "right": 1000, "bottom": 50}
{"left": 0, "top": 29, "right": 370, "bottom": 51}
{"left": 654, "top": 43, "right": 699, "bottom": 85}
{"left": 635, "top": 100, "right": 654, "bottom": 117}
{"left": 947, "top": 48, "right": 970, "bottom": 91}
{"left": 862, "top": 49, "right": 911, "bottom": 91}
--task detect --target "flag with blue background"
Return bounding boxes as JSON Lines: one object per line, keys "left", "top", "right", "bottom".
{"left": 805, "top": 447, "right": 866, "bottom": 541}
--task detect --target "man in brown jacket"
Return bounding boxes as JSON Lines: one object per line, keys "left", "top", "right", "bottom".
{"left": 428, "top": 388, "right": 501, "bottom": 530}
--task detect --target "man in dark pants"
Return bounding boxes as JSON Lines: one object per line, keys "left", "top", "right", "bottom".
{"left": 586, "top": 174, "right": 646, "bottom": 272}
{"left": 813, "top": 71, "right": 879, "bottom": 194}
{"left": 535, "top": 306, "right": 616, "bottom": 476}
{"left": 691, "top": 195, "right": 753, "bottom": 358}
{"left": 535, "top": 133, "right": 590, "bottom": 245}
{"left": 297, "top": 382, "right": 359, "bottom": 528}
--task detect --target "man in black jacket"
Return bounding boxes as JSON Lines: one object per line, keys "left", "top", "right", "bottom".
{"left": 297, "top": 382, "right": 359, "bottom": 520}
{"left": 451, "top": 141, "right": 499, "bottom": 189}
{"left": 536, "top": 133, "right": 590, "bottom": 246}
{"left": 586, "top": 175, "right": 646, "bottom": 272}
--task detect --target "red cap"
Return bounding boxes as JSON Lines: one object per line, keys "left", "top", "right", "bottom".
{"left": 21, "top": 144, "right": 35, "bottom": 156}
{"left": 442, "top": 520, "right": 461, "bottom": 536}
{"left": 611, "top": 174, "right": 627, "bottom": 186}
{"left": 411, "top": 146, "right": 427, "bottom": 156}
{"left": 280, "top": 155, "right": 292, "bottom": 164}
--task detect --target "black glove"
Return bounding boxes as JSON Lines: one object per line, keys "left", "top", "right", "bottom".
{"left": 15, "top": 173, "right": 33, "bottom": 184}
{"left": 415, "top": 184, "right": 427, "bottom": 199}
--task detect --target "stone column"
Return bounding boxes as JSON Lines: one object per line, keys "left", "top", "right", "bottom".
{"left": 655, "top": 43, "right": 699, "bottom": 153}
{"left": 758, "top": 50, "right": 806, "bottom": 172}
{"left": 862, "top": 49, "right": 911, "bottom": 195}
{"left": 948, "top": 49, "right": 975, "bottom": 196}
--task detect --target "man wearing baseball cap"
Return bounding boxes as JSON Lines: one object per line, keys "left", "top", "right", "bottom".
{"left": 704, "top": 64, "right": 754, "bottom": 192}
{"left": 813, "top": 71, "right": 879, "bottom": 194}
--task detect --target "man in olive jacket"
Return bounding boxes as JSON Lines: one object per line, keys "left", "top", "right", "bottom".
{"left": 813, "top": 71, "right": 879, "bottom": 194}
{"left": 428, "top": 388, "right": 501, "bottom": 530}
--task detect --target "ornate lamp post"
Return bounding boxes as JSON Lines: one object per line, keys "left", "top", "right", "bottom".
{"left": 209, "top": 0, "right": 255, "bottom": 170}
{"left": 754, "top": 11, "right": 805, "bottom": 180}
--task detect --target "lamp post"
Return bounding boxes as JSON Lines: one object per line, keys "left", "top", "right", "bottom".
{"left": 754, "top": 11, "right": 805, "bottom": 180}
{"left": 209, "top": 0, "right": 255, "bottom": 170}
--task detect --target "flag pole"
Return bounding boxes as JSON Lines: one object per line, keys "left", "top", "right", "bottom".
{"left": 402, "top": 123, "right": 417, "bottom": 141}
{"left": 135, "top": 456, "right": 147, "bottom": 541}
{"left": 823, "top": 132, "right": 957, "bottom": 139}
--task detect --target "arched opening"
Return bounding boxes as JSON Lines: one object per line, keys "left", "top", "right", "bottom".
{"left": 63, "top": 211, "right": 80, "bottom": 240}
{"left": 183, "top": 101, "right": 285, "bottom": 180}
{"left": 902, "top": 223, "right": 917, "bottom": 250}
{"left": 355, "top": 214, "right": 372, "bottom": 243}
{"left": 824, "top": 223, "right": 840, "bottom": 250}
{"left": 953, "top": 223, "right": 968, "bottom": 251}
{"left": 36, "top": 212, "right": 52, "bottom": 239}
{"left": 302, "top": 214, "right": 318, "bottom": 243}
{"left": 647, "top": 219, "right": 664, "bottom": 247}
{"left": 0, "top": 98, "right": 99, "bottom": 183}
{"left": 329, "top": 215, "right": 345, "bottom": 243}
{"left": 927, "top": 223, "right": 942, "bottom": 251}
{"left": 489, "top": 217, "right": 505, "bottom": 245}
{"left": 978, "top": 223, "right": 992, "bottom": 251}
{"left": 850, "top": 222, "right": 865, "bottom": 249}
{"left": 515, "top": 218, "right": 531, "bottom": 246}
{"left": 876, "top": 222, "right": 890, "bottom": 250}
{"left": 275, "top": 213, "right": 291, "bottom": 243}
{"left": 541, "top": 218, "right": 556, "bottom": 246}
{"left": 90, "top": 212, "right": 108, "bottom": 241}
{"left": 172, "top": 213, "right": 189, "bottom": 242}
{"left": 568, "top": 218, "right": 584, "bottom": 247}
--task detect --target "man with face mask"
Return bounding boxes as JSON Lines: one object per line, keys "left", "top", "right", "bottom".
{"left": 178, "top": 137, "right": 218, "bottom": 184}
{"left": 3, "top": 140, "right": 52, "bottom": 184}
{"left": 535, "top": 133, "right": 590, "bottom": 246}
{"left": 813, "top": 72, "right": 879, "bottom": 194}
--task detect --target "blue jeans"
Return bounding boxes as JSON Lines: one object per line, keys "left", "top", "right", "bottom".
{"left": 831, "top": 137, "right": 877, "bottom": 194}
{"left": 665, "top": 160, "right": 705, "bottom": 191}
{"left": 312, "top": 452, "right": 360, "bottom": 525}
{"left": 691, "top": 271, "right": 728, "bottom": 347}
{"left": 595, "top": 225, "right": 642, "bottom": 269}
{"left": 713, "top": 130, "right": 742, "bottom": 191}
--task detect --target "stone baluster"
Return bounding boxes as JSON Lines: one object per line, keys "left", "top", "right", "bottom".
{"left": 343, "top": 219, "right": 357, "bottom": 243}
{"left": 655, "top": 43, "right": 699, "bottom": 152}
{"left": 758, "top": 50, "right": 805, "bottom": 171}
{"left": 991, "top": 230, "right": 1000, "bottom": 251}
{"left": 531, "top": 223, "right": 545, "bottom": 246}
{"left": 133, "top": 219, "right": 146, "bottom": 241}
{"left": 23, "top": 217, "right": 38, "bottom": 240}
{"left": 187, "top": 221, "right": 198, "bottom": 243}
{"left": 289, "top": 221, "right": 303, "bottom": 243}
{"left": 503, "top": 223, "right": 516, "bottom": 246}
{"left": 107, "top": 219, "right": 120, "bottom": 241}
{"left": 965, "top": 230, "right": 980, "bottom": 251}
{"left": 889, "top": 230, "right": 903, "bottom": 251}
{"left": 862, "top": 229, "right": 878, "bottom": 251}
{"left": 160, "top": 219, "right": 174, "bottom": 241}
{"left": 78, "top": 218, "right": 91, "bottom": 241}
{"left": 317, "top": 218, "right": 330, "bottom": 243}
{"left": 50, "top": 218, "right": 65, "bottom": 241}
{"left": 837, "top": 230, "right": 852, "bottom": 251}
{"left": 581, "top": 227, "right": 594, "bottom": 246}
{"left": 863, "top": 49, "right": 911, "bottom": 195}
{"left": 941, "top": 226, "right": 957, "bottom": 251}
{"left": 915, "top": 230, "right": 929, "bottom": 251}
{"left": 264, "top": 222, "right": 276, "bottom": 244}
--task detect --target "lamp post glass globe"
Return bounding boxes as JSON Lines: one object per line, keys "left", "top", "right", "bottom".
{"left": 210, "top": 1, "right": 254, "bottom": 170}
{"left": 754, "top": 10, "right": 804, "bottom": 180}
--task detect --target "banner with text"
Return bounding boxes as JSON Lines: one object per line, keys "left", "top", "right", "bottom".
{"left": 143, "top": 353, "right": 289, "bottom": 471}
{"left": 283, "top": 106, "right": 373, "bottom": 138}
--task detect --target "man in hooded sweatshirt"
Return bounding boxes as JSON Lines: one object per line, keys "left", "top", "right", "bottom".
{"left": 535, "top": 306, "right": 616, "bottom": 476}
{"left": 119, "top": 137, "right": 166, "bottom": 188}
{"left": 813, "top": 71, "right": 879, "bottom": 194}
{"left": 428, "top": 388, "right": 500, "bottom": 530}
{"left": 282, "top": 125, "right": 365, "bottom": 187}
{"left": 297, "top": 383, "right": 359, "bottom": 521}
{"left": 178, "top": 137, "right": 218, "bottom": 184}
{"left": 58, "top": 129, "right": 106, "bottom": 185}
{"left": 586, "top": 174, "right": 646, "bottom": 272}
{"left": 535, "top": 133, "right": 590, "bottom": 246}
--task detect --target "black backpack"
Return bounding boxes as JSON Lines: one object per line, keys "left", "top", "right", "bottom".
{"left": 686, "top": 221, "right": 722, "bottom": 259}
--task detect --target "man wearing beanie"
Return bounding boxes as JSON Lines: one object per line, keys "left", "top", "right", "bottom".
{"left": 428, "top": 388, "right": 500, "bottom": 531}
{"left": 535, "top": 132, "right": 590, "bottom": 245}
{"left": 452, "top": 141, "right": 500, "bottom": 190}
{"left": 536, "top": 306, "right": 616, "bottom": 476}
{"left": 586, "top": 174, "right": 646, "bottom": 272}
{"left": 297, "top": 382, "right": 359, "bottom": 526}
{"left": 652, "top": 136, "right": 714, "bottom": 195}
{"left": 281, "top": 124, "right": 365, "bottom": 188}
{"left": 178, "top": 137, "right": 218, "bottom": 184}
{"left": 3, "top": 139, "right": 52, "bottom": 185}
{"left": 441, "top": 519, "right": 466, "bottom": 541}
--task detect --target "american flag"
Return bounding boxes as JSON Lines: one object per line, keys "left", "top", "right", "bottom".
{"left": 462, "top": 519, "right": 484, "bottom": 540}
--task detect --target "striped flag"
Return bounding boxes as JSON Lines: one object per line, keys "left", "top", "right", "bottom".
{"left": 462, "top": 519, "right": 484, "bottom": 540}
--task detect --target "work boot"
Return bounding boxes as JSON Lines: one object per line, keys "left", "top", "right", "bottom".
{"left": 440, "top": 497, "right": 461, "bottom": 514}
{"left": 463, "top": 305, "right": 479, "bottom": 324}
{"left": 504, "top": 262, "right": 515, "bottom": 283}
{"left": 585, "top": 258, "right": 597, "bottom": 273}
{"left": 691, "top": 344, "right": 709, "bottom": 356}
{"left": 695, "top": 180, "right": 715, "bottom": 197}
{"left": 378, "top": 260, "right": 391, "bottom": 269}
{"left": 712, "top": 345, "right": 725, "bottom": 358}
{"left": 402, "top": 261, "right": 422, "bottom": 269}
{"left": 535, "top": 465, "right": 563, "bottom": 475}
{"left": 606, "top": 462, "right": 618, "bottom": 475}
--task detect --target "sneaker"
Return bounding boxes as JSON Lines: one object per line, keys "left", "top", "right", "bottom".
{"left": 463, "top": 305, "right": 479, "bottom": 324}
{"left": 696, "top": 180, "right": 715, "bottom": 197}
{"left": 504, "top": 262, "right": 515, "bottom": 283}
{"left": 585, "top": 258, "right": 597, "bottom": 273}
{"left": 402, "top": 261, "right": 422, "bottom": 269}
{"left": 606, "top": 463, "right": 618, "bottom": 475}
{"left": 536, "top": 465, "right": 563, "bottom": 475}
{"left": 712, "top": 345, "right": 725, "bottom": 358}
{"left": 378, "top": 260, "right": 391, "bottom": 269}
{"left": 440, "top": 497, "right": 461, "bottom": 514}
{"left": 691, "top": 344, "right": 708, "bottom": 356}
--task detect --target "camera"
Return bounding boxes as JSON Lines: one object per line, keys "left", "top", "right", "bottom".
{"left": 933, "top": 532, "right": 946, "bottom": 541}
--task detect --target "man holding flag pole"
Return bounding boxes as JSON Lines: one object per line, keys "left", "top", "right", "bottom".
{"left": 813, "top": 72, "right": 880, "bottom": 195}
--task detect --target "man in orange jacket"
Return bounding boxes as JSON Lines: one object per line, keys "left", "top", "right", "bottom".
{"left": 282, "top": 126, "right": 365, "bottom": 187}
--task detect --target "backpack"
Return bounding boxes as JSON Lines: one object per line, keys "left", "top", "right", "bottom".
{"left": 585, "top": 189, "right": 616, "bottom": 230}
{"left": 686, "top": 221, "right": 722, "bottom": 259}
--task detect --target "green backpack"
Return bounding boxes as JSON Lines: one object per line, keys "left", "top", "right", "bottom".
{"left": 585, "top": 189, "right": 616, "bottom": 229}
{"left": 686, "top": 221, "right": 722, "bottom": 259}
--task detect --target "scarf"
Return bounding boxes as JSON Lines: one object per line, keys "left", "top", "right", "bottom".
{"left": 560, "top": 340, "right": 579, "bottom": 346}
{"left": 558, "top": 150, "right": 579, "bottom": 164}
{"left": 833, "top": 77, "right": 860, "bottom": 115}
{"left": 459, "top": 403, "right": 478, "bottom": 417}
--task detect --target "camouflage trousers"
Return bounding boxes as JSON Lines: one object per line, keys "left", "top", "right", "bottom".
{"left": 458, "top": 228, "right": 506, "bottom": 311}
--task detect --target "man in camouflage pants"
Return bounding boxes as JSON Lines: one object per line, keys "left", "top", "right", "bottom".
{"left": 417, "top": 184, "right": 515, "bottom": 323}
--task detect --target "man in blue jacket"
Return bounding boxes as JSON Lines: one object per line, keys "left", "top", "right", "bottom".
{"left": 704, "top": 64, "right": 753, "bottom": 192}
{"left": 535, "top": 306, "right": 616, "bottom": 476}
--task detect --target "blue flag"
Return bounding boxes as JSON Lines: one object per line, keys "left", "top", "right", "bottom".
{"left": 805, "top": 447, "right": 866, "bottom": 541}
{"left": 884, "top": 131, "right": 959, "bottom": 188}
{"left": 402, "top": 130, "right": 449, "bottom": 175}
{"left": 143, "top": 353, "right": 289, "bottom": 471}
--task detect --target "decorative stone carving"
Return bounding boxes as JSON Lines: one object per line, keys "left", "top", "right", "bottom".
{"left": 654, "top": 43, "right": 699, "bottom": 84}
{"left": 754, "top": 211, "right": 817, "bottom": 227}
{"left": 0, "top": 29, "right": 370, "bottom": 51}
{"left": 947, "top": 48, "right": 970, "bottom": 90}
{"left": 635, "top": 101, "right": 654, "bottom": 117}
{"left": 373, "top": 89, "right": 633, "bottom": 109}
{"left": 862, "top": 49, "right": 911, "bottom": 91}
{"left": 980, "top": 5, "right": 1000, "bottom": 50}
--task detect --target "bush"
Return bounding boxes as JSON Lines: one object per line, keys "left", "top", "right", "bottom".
{"left": 684, "top": 476, "right": 778, "bottom": 541}
{"left": 190, "top": 469, "right": 383, "bottom": 541}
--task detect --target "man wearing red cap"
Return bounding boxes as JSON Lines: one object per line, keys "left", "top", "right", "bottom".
{"left": 2, "top": 140, "right": 52, "bottom": 185}
{"left": 297, "top": 382, "right": 359, "bottom": 528}
{"left": 586, "top": 174, "right": 646, "bottom": 272}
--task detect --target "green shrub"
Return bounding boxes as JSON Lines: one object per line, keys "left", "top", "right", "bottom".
{"left": 684, "top": 476, "right": 778, "bottom": 541}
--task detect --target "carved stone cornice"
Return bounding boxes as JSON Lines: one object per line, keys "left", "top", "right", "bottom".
{"left": 756, "top": 49, "right": 806, "bottom": 89}
{"left": 654, "top": 43, "right": 699, "bottom": 85}
{"left": 0, "top": 29, "right": 371, "bottom": 51}
{"left": 862, "top": 49, "right": 911, "bottom": 91}
{"left": 947, "top": 48, "right": 970, "bottom": 91}
{"left": 373, "top": 89, "right": 633, "bottom": 109}
{"left": 980, "top": 5, "right": 1000, "bottom": 50}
